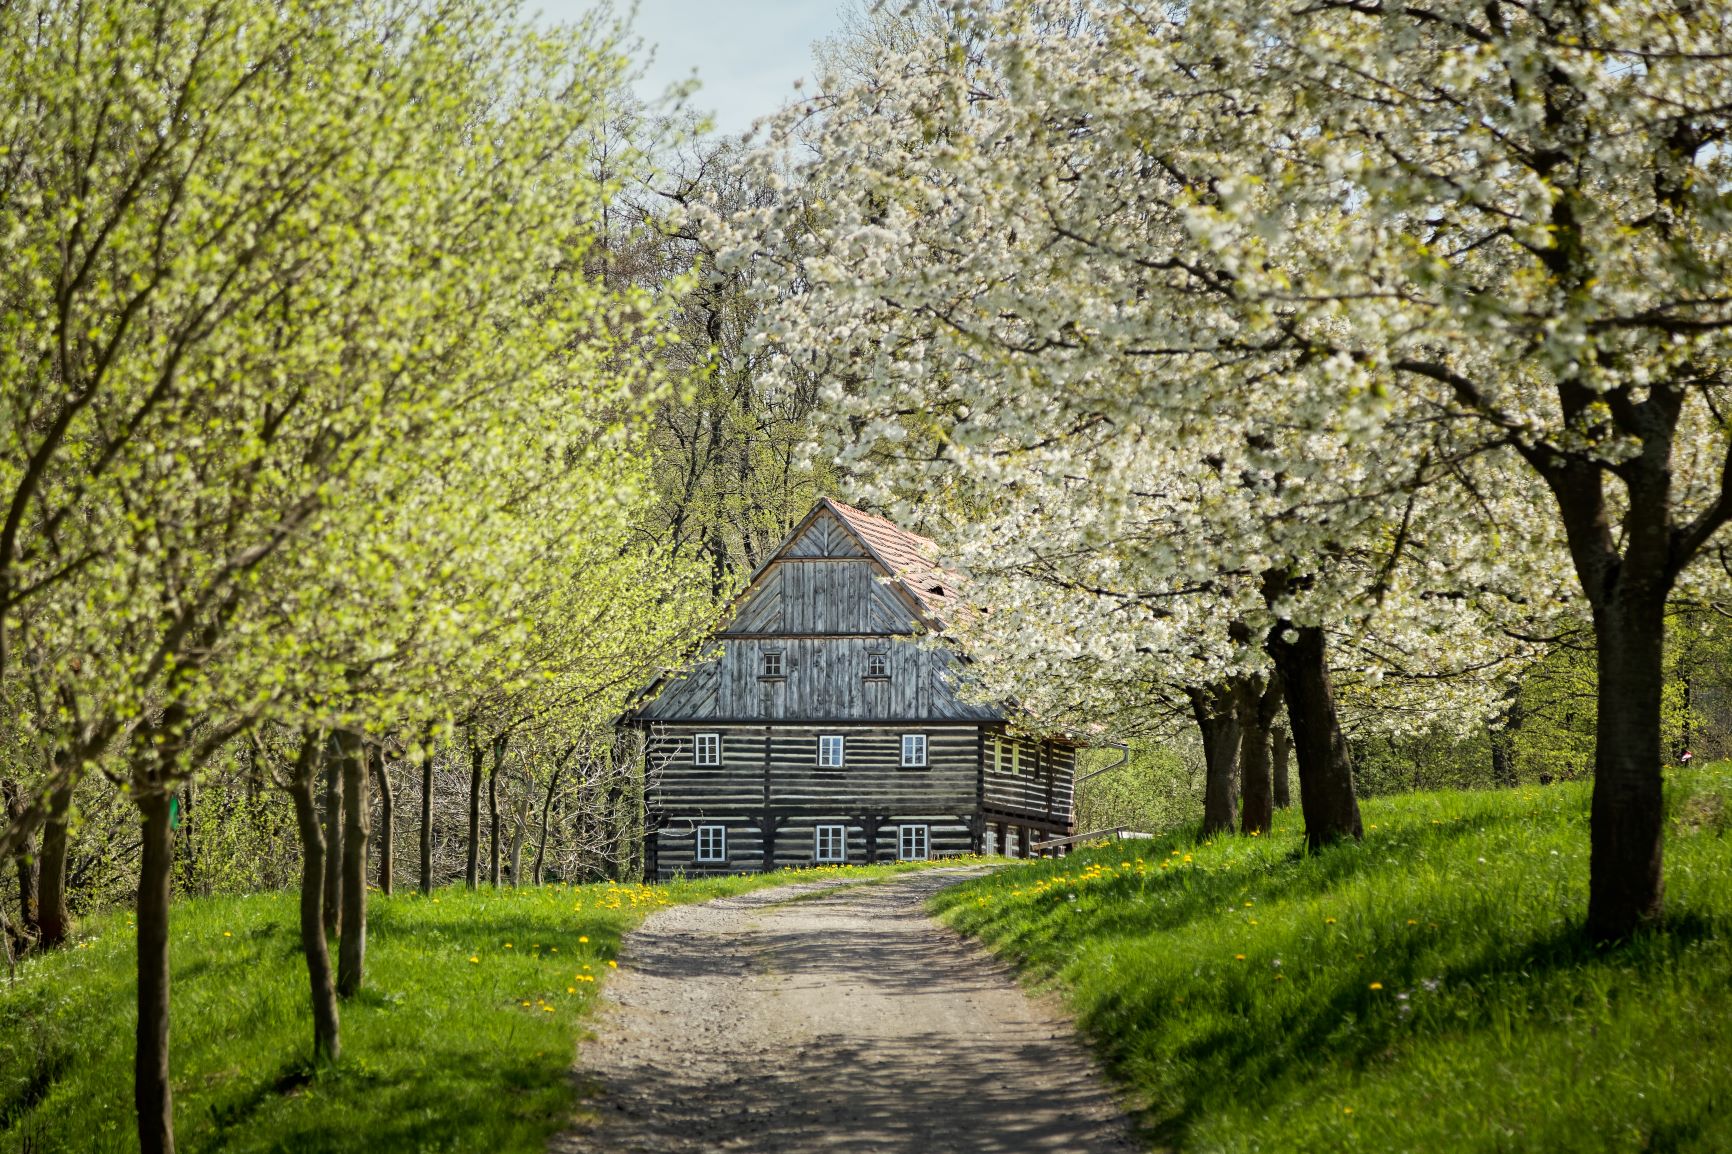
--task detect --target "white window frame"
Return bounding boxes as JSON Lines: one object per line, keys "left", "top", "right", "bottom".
{"left": 696, "top": 824, "right": 727, "bottom": 863}
{"left": 761, "top": 649, "right": 784, "bottom": 678}
{"left": 815, "top": 824, "right": 847, "bottom": 863}
{"left": 866, "top": 651, "right": 889, "bottom": 678}
{"left": 817, "top": 734, "right": 845, "bottom": 768}
{"left": 901, "top": 733, "right": 928, "bottom": 768}
{"left": 693, "top": 732, "right": 721, "bottom": 766}
{"left": 898, "top": 824, "right": 930, "bottom": 861}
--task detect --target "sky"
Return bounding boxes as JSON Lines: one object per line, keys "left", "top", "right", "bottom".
{"left": 534, "top": 0, "right": 852, "bottom": 136}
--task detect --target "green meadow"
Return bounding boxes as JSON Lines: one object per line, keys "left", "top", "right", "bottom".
{"left": 934, "top": 767, "right": 1732, "bottom": 1153}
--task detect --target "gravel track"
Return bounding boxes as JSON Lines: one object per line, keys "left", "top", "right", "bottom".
{"left": 553, "top": 868, "right": 1138, "bottom": 1154}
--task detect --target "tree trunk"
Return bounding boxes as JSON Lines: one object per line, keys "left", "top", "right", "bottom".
{"left": 1188, "top": 683, "right": 1240, "bottom": 838}
{"left": 286, "top": 738, "right": 340, "bottom": 1064}
{"left": 488, "top": 734, "right": 506, "bottom": 887}
{"left": 1271, "top": 726, "right": 1292, "bottom": 809}
{"left": 533, "top": 764, "right": 562, "bottom": 886}
{"left": 420, "top": 748, "right": 435, "bottom": 896}
{"left": 1236, "top": 674, "right": 1282, "bottom": 835}
{"left": 134, "top": 787, "right": 175, "bottom": 1154}
{"left": 35, "top": 771, "right": 75, "bottom": 948}
{"left": 2, "top": 779, "right": 38, "bottom": 939}
{"left": 373, "top": 745, "right": 394, "bottom": 896}
{"left": 336, "top": 730, "right": 369, "bottom": 999}
{"left": 507, "top": 774, "right": 530, "bottom": 886}
{"left": 465, "top": 739, "right": 483, "bottom": 891}
{"left": 1587, "top": 592, "right": 1667, "bottom": 939}
{"left": 604, "top": 778, "right": 626, "bottom": 880}
{"left": 1267, "top": 622, "right": 1363, "bottom": 850}
{"left": 1489, "top": 684, "right": 1523, "bottom": 787}
{"left": 322, "top": 740, "right": 343, "bottom": 938}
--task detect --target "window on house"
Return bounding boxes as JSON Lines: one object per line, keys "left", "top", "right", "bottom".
{"left": 761, "top": 650, "right": 784, "bottom": 678}
{"left": 901, "top": 733, "right": 927, "bottom": 768}
{"left": 1011, "top": 741, "right": 1022, "bottom": 776}
{"left": 815, "top": 824, "right": 846, "bottom": 862}
{"left": 866, "top": 651, "right": 888, "bottom": 678}
{"left": 817, "top": 734, "right": 845, "bottom": 767}
{"left": 992, "top": 737, "right": 1003, "bottom": 774}
{"left": 898, "top": 824, "right": 930, "bottom": 861}
{"left": 696, "top": 825, "right": 727, "bottom": 863}
{"left": 694, "top": 733, "right": 721, "bottom": 766}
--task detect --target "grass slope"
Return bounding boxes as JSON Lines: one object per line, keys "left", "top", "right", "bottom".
{"left": 0, "top": 861, "right": 931, "bottom": 1153}
{"left": 933, "top": 768, "right": 1732, "bottom": 1153}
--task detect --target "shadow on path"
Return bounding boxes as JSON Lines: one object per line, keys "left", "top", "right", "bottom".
{"left": 555, "top": 870, "right": 1137, "bottom": 1154}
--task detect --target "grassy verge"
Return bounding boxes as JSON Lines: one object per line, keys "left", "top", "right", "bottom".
{"left": 933, "top": 766, "right": 1732, "bottom": 1153}
{"left": 0, "top": 860, "right": 935, "bottom": 1153}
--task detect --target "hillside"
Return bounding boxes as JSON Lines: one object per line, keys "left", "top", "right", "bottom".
{"left": 933, "top": 767, "right": 1732, "bottom": 1153}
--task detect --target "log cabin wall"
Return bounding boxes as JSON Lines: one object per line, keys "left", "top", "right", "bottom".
{"left": 982, "top": 733, "right": 1077, "bottom": 835}
{"left": 644, "top": 723, "right": 979, "bottom": 876}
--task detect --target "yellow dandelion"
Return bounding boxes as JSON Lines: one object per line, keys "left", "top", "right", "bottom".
{"left": 568, "top": 986, "right": 576, "bottom": 993}
{"left": 504, "top": 943, "right": 513, "bottom": 949}
{"left": 1406, "top": 919, "right": 1419, "bottom": 926}
{"left": 222, "top": 932, "right": 232, "bottom": 938}
{"left": 1324, "top": 917, "right": 1337, "bottom": 924}
{"left": 469, "top": 955, "right": 479, "bottom": 963}
{"left": 1344, "top": 1107, "right": 1354, "bottom": 1115}
{"left": 1234, "top": 954, "right": 1247, "bottom": 961}
{"left": 608, "top": 960, "right": 618, "bottom": 969}
{"left": 579, "top": 935, "right": 589, "bottom": 943}
{"left": 543, "top": 1006, "right": 555, "bottom": 1013}
{"left": 1369, "top": 982, "right": 1383, "bottom": 990}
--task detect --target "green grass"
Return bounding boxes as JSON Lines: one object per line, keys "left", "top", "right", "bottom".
{"left": 933, "top": 767, "right": 1732, "bottom": 1153}
{"left": 0, "top": 860, "right": 937, "bottom": 1153}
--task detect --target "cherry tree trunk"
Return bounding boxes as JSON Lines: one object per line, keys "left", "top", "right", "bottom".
{"left": 1587, "top": 592, "right": 1667, "bottom": 940}
{"left": 507, "top": 775, "right": 529, "bottom": 886}
{"left": 322, "top": 743, "right": 343, "bottom": 939}
{"left": 2, "top": 779, "right": 38, "bottom": 938}
{"left": 1271, "top": 727, "right": 1292, "bottom": 809}
{"left": 1236, "top": 674, "right": 1282, "bottom": 836}
{"left": 372, "top": 746, "right": 393, "bottom": 896}
{"left": 1188, "top": 683, "right": 1240, "bottom": 838}
{"left": 134, "top": 789, "right": 175, "bottom": 1154}
{"left": 488, "top": 734, "right": 507, "bottom": 887}
{"left": 532, "top": 765, "right": 562, "bottom": 886}
{"left": 420, "top": 753, "right": 434, "bottom": 896}
{"left": 465, "top": 740, "right": 483, "bottom": 891}
{"left": 336, "top": 731, "right": 369, "bottom": 998}
{"left": 1267, "top": 623, "right": 1362, "bottom": 850}
{"left": 288, "top": 757, "right": 340, "bottom": 1064}
{"left": 36, "top": 772, "right": 75, "bottom": 948}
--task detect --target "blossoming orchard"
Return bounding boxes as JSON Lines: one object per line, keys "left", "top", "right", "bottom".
{"left": 2, "top": 1, "right": 1729, "bottom": 1152}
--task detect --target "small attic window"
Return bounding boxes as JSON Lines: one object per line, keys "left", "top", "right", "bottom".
{"left": 866, "top": 652, "right": 888, "bottom": 678}
{"left": 761, "top": 650, "right": 784, "bottom": 678}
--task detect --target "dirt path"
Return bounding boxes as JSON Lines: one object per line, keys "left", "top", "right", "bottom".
{"left": 554, "top": 868, "right": 1139, "bottom": 1154}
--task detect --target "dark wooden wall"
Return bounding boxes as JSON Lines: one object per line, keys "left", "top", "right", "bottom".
{"left": 645, "top": 723, "right": 979, "bottom": 876}
{"left": 982, "top": 733, "right": 1076, "bottom": 834}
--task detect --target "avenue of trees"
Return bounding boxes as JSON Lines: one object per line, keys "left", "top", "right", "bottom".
{"left": 718, "top": 0, "right": 1732, "bottom": 939}
{"left": 2, "top": 0, "right": 1730, "bottom": 1150}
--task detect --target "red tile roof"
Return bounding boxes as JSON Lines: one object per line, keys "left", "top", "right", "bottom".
{"left": 821, "top": 497, "right": 962, "bottom": 626}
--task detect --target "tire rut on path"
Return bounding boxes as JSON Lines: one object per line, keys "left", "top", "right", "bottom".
{"left": 554, "top": 868, "right": 1139, "bottom": 1154}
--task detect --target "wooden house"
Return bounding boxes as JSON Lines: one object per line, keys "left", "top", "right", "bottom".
{"left": 623, "top": 498, "right": 1077, "bottom": 878}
